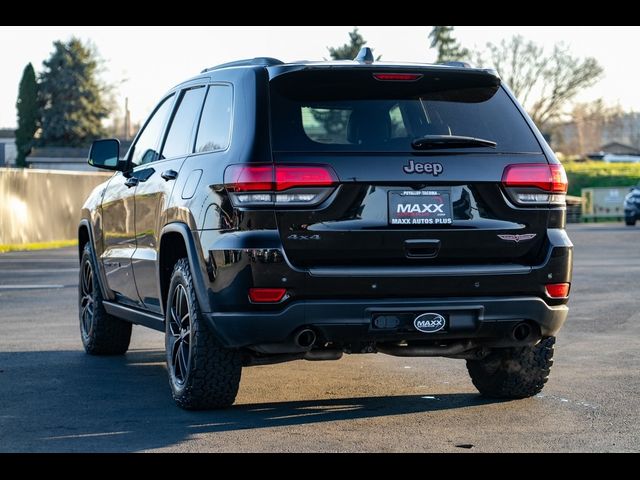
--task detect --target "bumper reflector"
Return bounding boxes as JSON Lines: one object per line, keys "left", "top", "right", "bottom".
{"left": 545, "top": 283, "right": 570, "bottom": 298}
{"left": 249, "top": 288, "right": 287, "bottom": 303}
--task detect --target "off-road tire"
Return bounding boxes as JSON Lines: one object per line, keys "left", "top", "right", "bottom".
{"left": 79, "top": 243, "right": 132, "bottom": 355}
{"left": 165, "top": 258, "right": 242, "bottom": 410}
{"left": 466, "top": 337, "right": 555, "bottom": 398}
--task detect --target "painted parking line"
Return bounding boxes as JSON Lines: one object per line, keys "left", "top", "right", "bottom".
{"left": 0, "top": 269, "right": 78, "bottom": 274}
{"left": 0, "top": 259, "right": 78, "bottom": 264}
{"left": 0, "top": 285, "right": 66, "bottom": 290}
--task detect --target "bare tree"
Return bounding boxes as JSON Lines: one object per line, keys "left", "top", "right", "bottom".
{"left": 479, "top": 36, "right": 603, "bottom": 129}
{"left": 563, "top": 100, "right": 623, "bottom": 154}
{"left": 628, "top": 112, "right": 640, "bottom": 149}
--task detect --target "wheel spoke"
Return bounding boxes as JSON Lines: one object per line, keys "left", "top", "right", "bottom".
{"left": 169, "top": 308, "right": 180, "bottom": 337}
{"left": 176, "top": 342, "right": 185, "bottom": 380}
{"left": 81, "top": 297, "right": 92, "bottom": 318}
{"left": 172, "top": 338, "right": 182, "bottom": 380}
{"left": 179, "top": 342, "right": 189, "bottom": 377}
{"left": 181, "top": 327, "right": 191, "bottom": 342}
{"left": 179, "top": 288, "right": 187, "bottom": 321}
{"left": 175, "top": 287, "right": 183, "bottom": 320}
{"left": 82, "top": 307, "right": 92, "bottom": 335}
{"left": 167, "top": 283, "right": 191, "bottom": 385}
{"left": 167, "top": 335, "right": 178, "bottom": 369}
{"left": 79, "top": 260, "right": 95, "bottom": 338}
{"left": 81, "top": 264, "right": 88, "bottom": 293}
{"left": 84, "top": 263, "right": 92, "bottom": 294}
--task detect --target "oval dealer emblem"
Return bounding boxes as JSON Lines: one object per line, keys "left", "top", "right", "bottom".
{"left": 414, "top": 313, "right": 446, "bottom": 333}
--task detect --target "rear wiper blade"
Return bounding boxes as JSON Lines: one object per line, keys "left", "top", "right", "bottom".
{"left": 411, "top": 135, "right": 497, "bottom": 150}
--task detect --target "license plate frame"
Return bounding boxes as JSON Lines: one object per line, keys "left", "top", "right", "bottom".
{"left": 388, "top": 189, "right": 453, "bottom": 226}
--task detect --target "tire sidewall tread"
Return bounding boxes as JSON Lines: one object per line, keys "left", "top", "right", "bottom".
{"left": 165, "top": 258, "right": 242, "bottom": 410}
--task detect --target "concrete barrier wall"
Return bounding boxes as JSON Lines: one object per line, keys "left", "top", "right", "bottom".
{"left": 0, "top": 168, "right": 111, "bottom": 244}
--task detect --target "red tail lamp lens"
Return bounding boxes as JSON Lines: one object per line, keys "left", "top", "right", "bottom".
{"left": 502, "top": 164, "right": 568, "bottom": 193}
{"left": 225, "top": 165, "right": 273, "bottom": 192}
{"left": 248, "top": 288, "right": 287, "bottom": 303}
{"left": 274, "top": 165, "right": 336, "bottom": 191}
{"left": 225, "top": 164, "right": 337, "bottom": 192}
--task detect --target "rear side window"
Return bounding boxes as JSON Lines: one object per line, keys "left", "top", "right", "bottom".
{"left": 195, "top": 85, "right": 233, "bottom": 153}
{"left": 161, "top": 86, "right": 206, "bottom": 159}
{"left": 270, "top": 72, "right": 541, "bottom": 154}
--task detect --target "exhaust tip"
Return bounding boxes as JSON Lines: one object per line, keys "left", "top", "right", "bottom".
{"left": 294, "top": 328, "right": 316, "bottom": 349}
{"left": 512, "top": 322, "right": 532, "bottom": 342}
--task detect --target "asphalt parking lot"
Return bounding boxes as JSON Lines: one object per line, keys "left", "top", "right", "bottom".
{"left": 0, "top": 223, "right": 638, "bottom": 452}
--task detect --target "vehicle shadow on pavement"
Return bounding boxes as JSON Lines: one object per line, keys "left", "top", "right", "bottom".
{"left": 0, "top": 349, "right": 505, "bottom": 452}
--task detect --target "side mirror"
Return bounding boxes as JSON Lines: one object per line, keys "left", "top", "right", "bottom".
{"left": 88, "top": 139, "right": 125, "bottom": 171}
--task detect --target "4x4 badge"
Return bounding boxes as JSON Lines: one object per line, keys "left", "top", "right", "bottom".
{"left": 497, "top": 233, "right": 537, "bottom": 243}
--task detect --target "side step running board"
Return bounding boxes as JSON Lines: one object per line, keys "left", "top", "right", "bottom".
{"left": 103, "top": 301, "right": 164, "bottom": 331}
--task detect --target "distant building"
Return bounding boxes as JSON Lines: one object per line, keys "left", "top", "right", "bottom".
{"left": 26, "top": 147, "right": 93, "bottom": 171}
{"left": 0, "top": 129, "right": 17, "bottom": 166}
{"left": 26, "top": 141, "right": 132, "bottom": 171}
{"left": 1, "top": 128, "right": 134, "bottom": 171}
{"left": 599, "top": 141, "right": 640, "bottom": 155}
{"left": 551, "top": 112, "right": 640, "bottom": 157}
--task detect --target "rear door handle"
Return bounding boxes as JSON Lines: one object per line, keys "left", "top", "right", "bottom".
{"left": 161, "top": 169, "right": 178, "bottom": 181}
{"left": 124, "top": 177, "right": 139, "bottom": 188}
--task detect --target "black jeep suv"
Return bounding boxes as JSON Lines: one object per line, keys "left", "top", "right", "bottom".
{"left": 79, "top": 49, "right": 572, "bottom": 409}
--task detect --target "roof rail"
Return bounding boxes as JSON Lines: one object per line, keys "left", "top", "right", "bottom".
{"left": 440, "top": 61, "right": 471, "bottom": 68}
{"left": 201, "top": 57, "right": 284, "bottom": 73}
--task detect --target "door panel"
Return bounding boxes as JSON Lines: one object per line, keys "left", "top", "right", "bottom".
{"left": 132, "top": 159, "right": 185, "bottom": 312}
{"left": 101, "top": 172, "right": 142, "bottom": 306}
{"left": 132, "top": 86, "right": 206, "bottom": 313}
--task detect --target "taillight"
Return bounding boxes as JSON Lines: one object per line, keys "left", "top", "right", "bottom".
{"left": 248, "top": 288, "right": 287, "bottom": 303}
{"left": 224, "top": 164, "right": 337, "bottom": 207}
{"left": 502, "top": 163, "right": 568, "bottom": 206}
{"left": 275, "top": 166, "right": 336, "bottom": 191}
{"left": 225, "top": 165, "right": 273, "bottom": 192}
{"left": 545, "top": 283, "right": 570, "bottom": 299}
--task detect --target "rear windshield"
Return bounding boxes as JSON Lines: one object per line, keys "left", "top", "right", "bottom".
{"left": 269, "top": 72, "right": 541, "bottom": 154}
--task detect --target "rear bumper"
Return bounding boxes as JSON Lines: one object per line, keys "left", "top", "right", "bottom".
{"left": 206, "top": 295, "right": 568, "bottom": 348}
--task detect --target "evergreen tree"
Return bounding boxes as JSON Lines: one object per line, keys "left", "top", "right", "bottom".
{"left": 429, "top": 26, "right": 469, "bottom": 63}
{"left": 328, "top": 27, "right": 367, "bottom": 60}
{"left": 15, "top": 63, "right": 38, "bottom": 167}
{"left": 328, "top": 27, "right": 380, "bottom": 60}
{"left": 38, "top": 38, "right": 109, "bottom": 146}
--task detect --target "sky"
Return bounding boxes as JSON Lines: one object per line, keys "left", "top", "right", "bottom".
{"left": 1, "top": 26, "right": 639, "bottom": 128}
